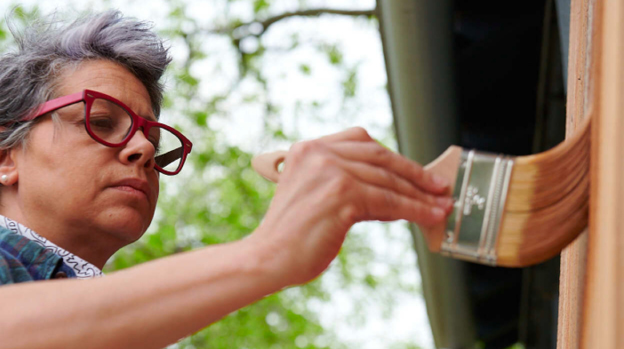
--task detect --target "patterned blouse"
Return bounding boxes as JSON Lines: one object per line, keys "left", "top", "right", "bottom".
{"left": 0, "top": 215, "right": 103, "bottom": 284}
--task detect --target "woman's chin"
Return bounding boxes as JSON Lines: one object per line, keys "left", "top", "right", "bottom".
{"left": 95, "top": 211, "right": 152, "bottom": 243}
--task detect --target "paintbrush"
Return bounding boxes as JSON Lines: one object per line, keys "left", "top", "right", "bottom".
{"left": 251, "top": 116, "right": 591, "bottom": 268}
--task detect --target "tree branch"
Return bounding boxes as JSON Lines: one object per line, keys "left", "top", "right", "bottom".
{"left": 213, "top": 8, "right": 377, "bottom": 37}
{"left": 258, "top": 8, "right": 377, "bottom": 34}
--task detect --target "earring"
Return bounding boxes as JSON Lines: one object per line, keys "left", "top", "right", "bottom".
{"left": 1, "top": 175, "right": 7, "bottom": 184}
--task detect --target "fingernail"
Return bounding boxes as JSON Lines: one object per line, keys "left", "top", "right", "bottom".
{"left": 431, "top": 207, "right": 446, "bottom": 220}
{"left": 436, "top": 197, "right": 454, "bottom": 209}
{"left": 432, "top": 174, "right": 449, "bottom": 188}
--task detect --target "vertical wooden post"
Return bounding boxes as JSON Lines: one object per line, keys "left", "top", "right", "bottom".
{"left": 557, "top": 0, "right": 592, "bottom": 347}
{"left": 582, "top": 0, "right": 624, "bottom": 346}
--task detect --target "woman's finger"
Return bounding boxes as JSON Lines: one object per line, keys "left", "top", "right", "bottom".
{"left": 316, "top": 126, "right": 374, "bottom": 143}
{"left": 347, "top": 182, "right": 449, "bottom": 227}
{"left": 336, "top": 157, "right": 453, "bottom": 211}
{"left": 327, "top": 141, "right": 450, "bottom": 194}
{"left": 281, "top": 128, "right": 450, "bottom": 194}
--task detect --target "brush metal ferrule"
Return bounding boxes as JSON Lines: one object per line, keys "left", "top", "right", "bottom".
{"left": 440, "top": 149, "right": 514, "bottom": 266}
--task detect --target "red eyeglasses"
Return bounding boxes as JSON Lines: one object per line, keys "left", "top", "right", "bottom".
{"left": 24, "top": 89, "right": 192, "bottom": 175}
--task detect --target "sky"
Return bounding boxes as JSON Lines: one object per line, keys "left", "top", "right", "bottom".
{"left": 1, "top": 1, "right": 435, "bottom": 348}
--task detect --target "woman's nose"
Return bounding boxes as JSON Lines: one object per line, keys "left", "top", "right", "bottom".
{"left": 119, "top": 128, "right": 156, "bottom": 170}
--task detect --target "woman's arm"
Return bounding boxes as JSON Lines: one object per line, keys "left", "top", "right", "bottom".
{"left": 0, "top": 238, "right": 283, "bottom": 349}
{"left": 0, "top": 127, "right": 452, "bottom": 349}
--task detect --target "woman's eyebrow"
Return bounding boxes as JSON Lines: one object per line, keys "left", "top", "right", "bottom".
{"left": 141, "top": 114, "right": 158, "bottom": 122}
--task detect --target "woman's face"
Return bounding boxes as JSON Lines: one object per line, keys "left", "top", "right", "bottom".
{"left": 11, "top": 60, "right": 160, "bottom": 250}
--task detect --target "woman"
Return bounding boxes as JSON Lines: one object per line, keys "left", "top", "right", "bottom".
{"left": 0, "top": 10, "right": 453, "bottom": 348}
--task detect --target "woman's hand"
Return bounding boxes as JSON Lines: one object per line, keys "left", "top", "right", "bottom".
{"left": 0, "top": 127, "right": 454, "bottom": 349}
{"left": 249, "top": 127, "right": 454, "bottom": 287}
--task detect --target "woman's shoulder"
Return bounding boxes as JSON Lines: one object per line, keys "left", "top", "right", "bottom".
{"left": 0, "top": 227, "right": 68, "bottom": 284}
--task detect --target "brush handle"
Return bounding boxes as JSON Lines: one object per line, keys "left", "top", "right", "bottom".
{"left": 251, "top": 150, "right": 288, "bottom": 183}
{"left": 251, "top": 146, "right": 463, "bottom": 252}
{"left": 420, "top": 146, "right": 462, "bottom": 251}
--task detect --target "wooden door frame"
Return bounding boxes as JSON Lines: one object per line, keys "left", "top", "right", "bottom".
{"left": 558, "top": 0, "right": 624, "bottom": 347}
{"left": 557, "top": 0, "right": 592, "bottom": 347}
{"left": 583, "top": 0, "right": 624, "bottom": 346}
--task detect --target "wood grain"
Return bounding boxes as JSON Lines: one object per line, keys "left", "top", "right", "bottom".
{"left": 557, "top": 0, "right": 592, "bottom": 347}
{"left": 582, "top": 0, "right": 624, "bottom": 346}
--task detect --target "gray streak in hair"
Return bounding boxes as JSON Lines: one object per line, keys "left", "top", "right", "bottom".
{"left": 0, "top": 10, "right": 171, "bottom": 150}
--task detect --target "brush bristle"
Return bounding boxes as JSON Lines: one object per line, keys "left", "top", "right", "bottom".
{"left": 495, "top": 119, "right": 591, "bottom": 267}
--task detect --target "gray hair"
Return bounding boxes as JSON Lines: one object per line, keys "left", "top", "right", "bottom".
{"left": 0, "top": 10, "right": 171, "bottom": 149}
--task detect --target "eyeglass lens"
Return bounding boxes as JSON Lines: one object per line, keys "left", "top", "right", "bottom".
{"left": 89, "top": 98, "right": 185, "bottom": 173}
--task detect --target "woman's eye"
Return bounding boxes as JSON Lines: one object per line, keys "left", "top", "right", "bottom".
{"left": 149, "top": 137, "right": 161, "bottom": 152}
{"left": 89, "top": 116, "right": 115, "bottom": 130}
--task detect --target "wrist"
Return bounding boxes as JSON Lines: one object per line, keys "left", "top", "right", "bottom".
{"left": 238, "top": 230, "right": 292, "bottom": 292}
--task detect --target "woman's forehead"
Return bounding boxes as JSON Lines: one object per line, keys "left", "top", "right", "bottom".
{"left": 55, "top": 60, "right": 155, "bottom": 119}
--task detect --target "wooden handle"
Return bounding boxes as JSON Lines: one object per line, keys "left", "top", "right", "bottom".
{"left": 420, "top": 146, "right": 462, "bottom": 252}
{"left": 251, "top": 146, "right": 463, "bottom": 252}
{"left": 251, "top": 150, "right": 288, "bottom": 183}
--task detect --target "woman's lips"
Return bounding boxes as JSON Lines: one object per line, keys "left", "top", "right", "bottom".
{"left": 110, "top": 178, "right": 152, "bottom": 203}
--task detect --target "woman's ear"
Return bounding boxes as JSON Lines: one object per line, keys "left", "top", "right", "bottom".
{"left": 0, "top": 148, "right": 18, "bottom": 186}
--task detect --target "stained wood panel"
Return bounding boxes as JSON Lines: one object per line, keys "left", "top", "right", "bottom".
{"left": 558, "top": 0, "right": 624, "bottom": 347}
{"left": 556, "top": 0, "right": 592, "bottom": 348}
{"left": 582, "top": 0, "right": 624, "bottom": 346}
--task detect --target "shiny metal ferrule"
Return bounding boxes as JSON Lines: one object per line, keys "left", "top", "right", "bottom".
{"left": 440, "top": 149, "right": 514, "bottom": 266}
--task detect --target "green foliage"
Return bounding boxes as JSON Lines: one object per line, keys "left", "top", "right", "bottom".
{"left": 342, "top": 66, "right": 358, "bottom": 99}
{"left": 299, "top": 63, "right": 312, "bottom": 75}
{"left": 322, "top": 44, "right": 344, "bottom": 65}
{"left": 389, "top": 343, "right": 423, "bottom": 349}
{"left": 174, "top": 292, "right": 344, "bottom": 349}
{"left": 253, "top": 0, "right": 271, "bottom": 14}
